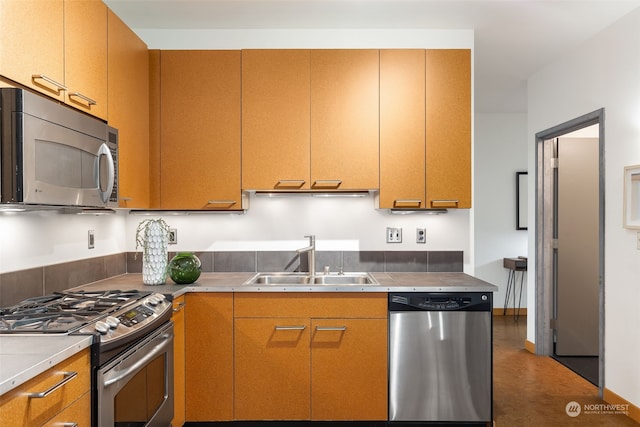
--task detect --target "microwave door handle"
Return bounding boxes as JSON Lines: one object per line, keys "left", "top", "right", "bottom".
{"left": 96, "top": 143, "right": 115, "bottom": 204}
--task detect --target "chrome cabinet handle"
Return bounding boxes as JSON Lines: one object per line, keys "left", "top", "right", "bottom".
{"left": 28, "top": 371, "right": 78, "bottom": 398}
{"left": 315, "top": 326, "right": 347, "bottom": 331}
{"left": 312, "top": 180, "right": 342, "bottom": 188}
{"left": 275, "top": 179, "right": 306, "bottom": 188}
{"left": 274, "top": 325, "right": 306, "bottom": 331}
{"left": 394, "top": 199, "right": 422, "bottom": 207}
{"left": 173, "top": 301, "right": 186, "bottom": 312}
{"left": 68, "top": 92, "right": 97, "bottom": 106}
{"left": 32, "top": 74, "right": 67, "bottom": 92}
{"left": 59, "top": 423, "right": 78, "bottom": 427}
{"left": 207, "top": 200, "right": 237, "bottom": 206}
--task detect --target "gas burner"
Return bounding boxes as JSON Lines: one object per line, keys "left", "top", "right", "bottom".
{"left": 0, "top": 290, "right": 153, "bottom": 334}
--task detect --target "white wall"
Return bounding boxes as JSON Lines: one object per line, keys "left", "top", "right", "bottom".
{"left": 527, "top": 8, "right": 640, "bottom": 408}
{"left": 0, "top": 211, "right": 126, "bottom": 273}
{"left": 474, "top": 113, "right": 528, "bottom": 308}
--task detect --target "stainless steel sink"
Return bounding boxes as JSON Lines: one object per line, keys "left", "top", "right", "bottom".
{"left": 243, "top": 272, "right": 378, "bottom": 286}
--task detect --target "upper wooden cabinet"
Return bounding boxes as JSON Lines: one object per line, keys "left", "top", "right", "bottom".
{"left": 310, "top": 50, "right": 380, "bottom": 190}
{"left": 0, "top": 0, "right": 65, "bottom": 101}
{"left": 158, "top": 50, "right": 242, "bottom": 210}
{"left": 426, "top": 49, "right": 472, "bottom": 208}
{"left": 64, "top": 0, "right": 108, "bottom": 119}
{"left": 379, "top": 49, "right": 427, "bottom": 209}
{"left": 380, "top": 49, "right": 472, "bottom": 209}
{"left": 107, "top": 9, "right": 150, "bottom": 208}
{"left": 242, "top": 50, "right": 311, "bottom": 190}
{"left": 0, "top": 0, "right": 107, "bottom": 119}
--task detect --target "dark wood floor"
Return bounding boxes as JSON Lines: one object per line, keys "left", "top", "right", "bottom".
{"left": 493, "top": 315, "right": 638, "bottom": 426}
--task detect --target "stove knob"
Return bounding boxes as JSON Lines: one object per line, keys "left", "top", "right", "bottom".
{"left": 147, "top": 297, "right": 159, "bottom": 306}
{"left": 105, "top": 316, "right": 120, "bottom": 328}
{"left": 95, "top": 321, "right": 109, "bottom": 334}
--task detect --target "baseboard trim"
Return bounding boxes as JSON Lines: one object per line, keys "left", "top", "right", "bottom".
{"left": 603, "top": 388, "right": 640, "bottom": 424}
{"left": 493, "top": 308, "right": 527, "bottom": 316}
{"left": 524, "top": 340, "right": 535, "bottom": 354}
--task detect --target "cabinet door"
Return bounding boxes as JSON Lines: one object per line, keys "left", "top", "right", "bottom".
{"left": 310, "top": 50, "right": 379, "bottom": 190}
{"left": 242, "top": 50, "right": 311, "bottom": 190}
{"left": 425, "top": 49, "right": 472, "bottom": 208}
{"left": 185, "top": 293, "right": 233, "bottom": 421}
{"left": 0, "top": 0, "right": 65, "bottom": 101}
{"left": 379, "top": 49, "right": 426, "bottom": 209}
{"left": 235, "top": 318, "right": 311, "bottom": 420}
{"left": 171, "top": 295, "right": 186, "bottom": 427}
{"left": 311, "top": 318, "right": 388, "bottom": 420}
{"left": 107, "top": 9, "right": 150, "bottom": 208}
{"left": 64, "top": 0, "right": 108, "bottom": 119}
{"left": 160, "top": 50, "right": 242, "bottom": 210}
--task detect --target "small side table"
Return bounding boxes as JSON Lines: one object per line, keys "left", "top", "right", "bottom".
{"left": 503, "top": 257, "right": 527, "bottom": 320}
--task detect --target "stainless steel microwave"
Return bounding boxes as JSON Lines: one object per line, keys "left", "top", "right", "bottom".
{"left": 0, "top": 88, "right": 118, "bottom": 208}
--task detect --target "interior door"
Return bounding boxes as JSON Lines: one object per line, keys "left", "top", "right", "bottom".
{"left": 554, "top": 136, "right": 600, "bottom": 356}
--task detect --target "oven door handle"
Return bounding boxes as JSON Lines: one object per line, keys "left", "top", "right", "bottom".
{"left": 103, "top": 332, "right": 172, "bottom": 387}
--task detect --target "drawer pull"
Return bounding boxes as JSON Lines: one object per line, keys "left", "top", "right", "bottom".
{"left": 274, "top": 325, "right": 306, "bottom": 331}
{"left": 28, "top": 371, "right": 78, "bottom": 399}
{"left": 275, "top": 179, "right": 306, "bottom": 188}
{"left": 393, "top": 199, "right": 422, "bottom": 208}
{"left": 312, "top": 180, "right": 342, "bottom": 189}
{"left": 173, "top": 301, "right": 186, "bottom": 312}
{"left": 31, "top": 74, "right": 67, "bottom": 92}
{"left": 68, "top": 92, "right": 97, "bottom": 106}
{"left": 59, "top": 423, "right": 78, "bottom": 427}
{"left": 430, "top": 199, "right": 459, "bottom": 207}
{"left": 206, "top": 200, "right": 237, "bottom": 206}
{"left": 316, "top": 326, "right": 347, "bottom": 332}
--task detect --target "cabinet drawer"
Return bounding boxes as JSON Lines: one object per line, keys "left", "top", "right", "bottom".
{"left": 234, "top": 293, "right": 387, "bottom": 318}
{"left": 42, "top": 391, "right": 91, "bottom": 427}
{"left": 0, "top": 349, "right": 90, "bottom": 426}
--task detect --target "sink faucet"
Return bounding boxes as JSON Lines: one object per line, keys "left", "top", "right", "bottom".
{"left": 297, "top": 235, "right": 316, "bottom": 275}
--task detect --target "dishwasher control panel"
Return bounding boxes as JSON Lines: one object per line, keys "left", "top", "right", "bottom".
{"left": 389, "top": 292, "right": 492, "bottom": 311}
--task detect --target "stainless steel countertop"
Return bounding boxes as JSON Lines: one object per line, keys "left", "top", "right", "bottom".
{"left": 1, "top": 272, "right": 497, "bottom": 396}
{"left": 0, "top": 335, "right": 93, "bottom": 395}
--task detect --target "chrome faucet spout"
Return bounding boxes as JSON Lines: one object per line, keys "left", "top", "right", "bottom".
{"left": 296, "top": 235, "right": 316, "bottom": 275}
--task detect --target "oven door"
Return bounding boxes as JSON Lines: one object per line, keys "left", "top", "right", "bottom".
{"left": 96, "top": 322, "right": 174, "bottom": 427}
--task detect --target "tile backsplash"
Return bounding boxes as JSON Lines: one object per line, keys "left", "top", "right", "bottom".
{"left": 0, "top": 250, "right": 462, "bottom": 306}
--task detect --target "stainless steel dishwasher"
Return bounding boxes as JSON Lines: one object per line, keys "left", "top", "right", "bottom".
{"left": 388, "top": 292, "right": 493, "bottom": 425}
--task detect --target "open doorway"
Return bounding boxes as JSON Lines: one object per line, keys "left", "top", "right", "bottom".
{"left": 535, "top": 109, "right": 604, "bottom": 394}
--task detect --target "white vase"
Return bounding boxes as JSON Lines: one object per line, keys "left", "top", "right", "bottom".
{"left": 142, "top": 221, "right": 168, "bottom": 285}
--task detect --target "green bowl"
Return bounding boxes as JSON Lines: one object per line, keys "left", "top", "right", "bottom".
{"left": 168, "top": 252, "right": 202, "bottom": 284}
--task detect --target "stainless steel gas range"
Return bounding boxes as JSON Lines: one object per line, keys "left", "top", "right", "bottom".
{"left": 0, "top": 289, "right": 174, "bottom": 427}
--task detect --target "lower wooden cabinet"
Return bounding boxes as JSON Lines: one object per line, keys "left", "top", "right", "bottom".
{"left": 234, "top": 317, "right": 311, "bottom": 420}
{"left": 233, "top": 293, "right": 388, "bottom": 421}
{"left": 172, "top": 295, "right": 186, "bottom": 427}
{"left": 184, "top": 293, "right": 234, "bottom": 421}
{"left": 310, "top": 318, "right": 388, "bottom": 420}
{"left": 0, "top": 348, "right": 91, "bottom": 426}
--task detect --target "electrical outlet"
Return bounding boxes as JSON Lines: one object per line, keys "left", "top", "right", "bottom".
{"left": 168, "top": 229, "right": 178, "bottom": 245}
{"left": 88, "top": 230, "right": 95, "bottom": 249}
{"left": 387, "top": 227, "right": 402, "bottom": 243}
{"left": 416, "top": 228, "right": 426, "bottom": 243}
